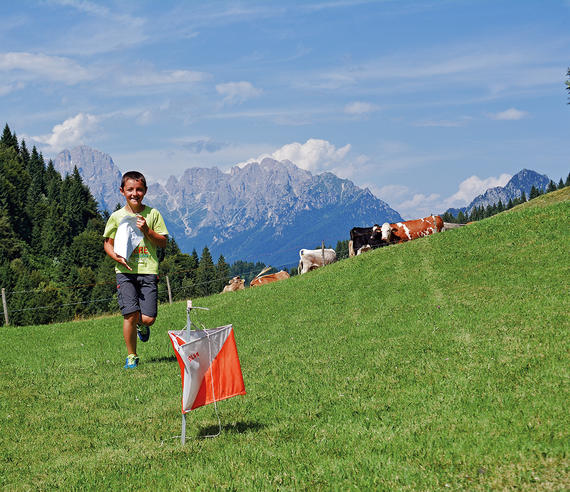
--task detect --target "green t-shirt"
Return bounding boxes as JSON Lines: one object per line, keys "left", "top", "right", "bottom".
{"left": 103, "top": 206, "right": 169, "bottom": 274}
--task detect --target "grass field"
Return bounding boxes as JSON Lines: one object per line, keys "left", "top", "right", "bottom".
{"left": 1, "top": 190, "right": 568, "bottom": 490}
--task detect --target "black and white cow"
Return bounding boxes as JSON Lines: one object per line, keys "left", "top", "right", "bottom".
{"left": 348, "top": 226, "right": 385, "bottom": 257}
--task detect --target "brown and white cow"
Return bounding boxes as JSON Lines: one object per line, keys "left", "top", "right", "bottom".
{"left": 298, "top": 248, "right": 337, "bottom": 274}
{"left": 222, "top": 276, "right": 245, "bottom": 293}
{"left": 374, "top": 215, "right": 444, "bottom": 244}
{"left": 250, "top": 268, "right": 290, "bottom": 287}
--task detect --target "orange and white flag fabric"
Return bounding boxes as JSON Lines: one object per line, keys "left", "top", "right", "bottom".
{"left": 169, "top": 325, "right": 246, "bottom": 413}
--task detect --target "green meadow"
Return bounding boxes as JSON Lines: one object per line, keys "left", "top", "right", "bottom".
{"left": 1, "top": 189, "right": 568, "bottom": 490}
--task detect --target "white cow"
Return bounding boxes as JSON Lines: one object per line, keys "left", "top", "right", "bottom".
{"left": 298, "top": 248, "right": 337, "bottom": 274}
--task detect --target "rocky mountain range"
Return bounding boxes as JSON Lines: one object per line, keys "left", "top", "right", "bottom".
{"left": 444, "top": 169, "right": 551, "bottom": 218}
{"left": 54, "top": 146, "right": 557, "bottom": 266}
{"left": 54, "top": 146, "right": 401, "bottom": 266}
{"left": 54, "top": 146, "right": 123, "bottom": 212}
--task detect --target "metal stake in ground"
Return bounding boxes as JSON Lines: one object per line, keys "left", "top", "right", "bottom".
{"left": 181, "top": 299, "right": 210, "bottom": 444}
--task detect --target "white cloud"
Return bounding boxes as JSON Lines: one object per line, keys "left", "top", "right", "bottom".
{"left": 445, "top": 173, "right": 512, "bottom": 206}
{"left": 386, "top": 172, "right": 513, "bottom": 219}
{"left": 0, "top": 52, "right": 92, "bottom": 83}
{"left": 114, "top": 142, "right": 274, "bottom": 182}
{"left": 396, "top": 193, "right": 442, "bottom": 219}
{"left": 136, "top": 110, "right": 152, "bottom": 125}
{"left": 120, "top": 69, "right": 207, "bottom": 87}
{"left": 413, "top": 117, "right": 471, "bottom": 127}
{"left": 489, "top": 108, "right": 528, "bottom": 120}
{"left": 47, "top": 0, "right": 148, "bottom": 55}
{"left": 51, "top": 0, "right": 112, "bottom": 17}
{"left": 344, "top": 101, "right": 379, "bottom": 115}
{"left": 242, "top": 138, "right": 352, "bottom": 173}
{"left": 216, "top": 81, "right": 262, "bottom": 104}
{"left": 376, "top": 184, "right": 410, "bottom": 201}
{"left": 32, "top": 113, "right": 99, "bottom": 151}
{"left": 0, "top": 82, "right": 24, "bottom": 96}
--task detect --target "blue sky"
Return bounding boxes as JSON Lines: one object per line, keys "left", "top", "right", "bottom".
{"left": 1, "top": 0, "right": 568, "bottom": 218}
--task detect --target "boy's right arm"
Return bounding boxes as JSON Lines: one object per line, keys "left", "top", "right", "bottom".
{"left": 104, "top": 238, "right": 132, "bottom": 271}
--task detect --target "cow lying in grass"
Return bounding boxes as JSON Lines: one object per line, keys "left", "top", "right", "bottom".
{"left": 222, "top": 276, "right": 245, "bottom": 293}
{"left": 250, "top": 267, "right": 290, "bottom": 287}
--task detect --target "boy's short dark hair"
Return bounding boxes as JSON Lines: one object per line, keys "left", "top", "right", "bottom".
{"left": 121, "top": 171, "right": 147, "bottom": 190}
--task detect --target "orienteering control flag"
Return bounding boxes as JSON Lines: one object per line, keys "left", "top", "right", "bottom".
{"left": 169, "top": 325, "right": 246, "bottom": 413}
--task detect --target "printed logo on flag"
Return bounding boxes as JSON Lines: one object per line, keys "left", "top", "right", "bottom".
{"left": 169, "top": 325, "right": 246, "bottom": 413}
{"left": 188, "top": 352, "right": 199, "bottom": 362}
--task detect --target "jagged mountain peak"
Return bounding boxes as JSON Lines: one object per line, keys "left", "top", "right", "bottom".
{"left": 444, "top": 168, "right": 551, "bottom": 218}
{"left": 506, "top": 169, "right": 549, "bottom": 190}
{"left": 53, "top": 145, "right": 123, "bottom": 211}
{"left": 59, "top": 144, "right": 401, "bottom": 265}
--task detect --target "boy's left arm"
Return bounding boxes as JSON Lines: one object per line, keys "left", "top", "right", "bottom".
{"left": 136, "top": 215, "right": 167, "bottom": 248}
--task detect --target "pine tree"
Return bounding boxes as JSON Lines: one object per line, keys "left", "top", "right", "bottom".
{"left": 521, "top": 191, "right": 527, "bottom": 202}
{"left": 0, "top": 143, "right": 31, "bottom": 242}
{"left": 215, "top": 255, "right": 231, "bottom": 294}
{"left": 191, "top": 248, "right": 199, "bottom": 267}
{"left": 45, "top": 160, "right": 62, "bottom": 202}
{"left": 457, "top": 211, "right": 466, "bottom": 223}
{"left": 196, "top": 247, "right": 216, "bottom": 297}
{"left": 558, "top": 178, "right": 565, "bottom": 190}
{"left": 41, "top": 203, "right": 71, "bottom": 255}
{"left": 565, "top": 173, "right": 570, "bottom": 187}
{"left": 68, "top": 229, "right": 106, "bottom": 270}
{"left": 567, "top": 67, "right": 570, "bottom": 104}
{"left": 60, "top": 166, "right": 98, "bottom": 238}
{"left": 19, "top": 140, "right": 30, "bottom": 169}
{"left": 335, "top": 239, "right": 350, "bottom": 260}
{"left": 1, "top": 124, "right": 18, "bottom": 152}
{"left": 441, "top": 211, "right": 456, "bottom": 223}
{"left": 0, "top": 209, "right": 26, "bottom": 260}
{"left": 29, "top": 146, "right": 45, "bottom": 180}
{"left": 546, "top": 180, "right": 557, "bottom": 193}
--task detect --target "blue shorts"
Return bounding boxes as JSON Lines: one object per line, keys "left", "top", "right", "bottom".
{"left": 116, "top": 273, "right": 159, "bottom": 318}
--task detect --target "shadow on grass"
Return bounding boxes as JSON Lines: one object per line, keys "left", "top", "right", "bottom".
{"left": 147, "top": 355, "right": 178, "bottom": 363}
{"left": 197, "top": 420, "right": 265, "bottom": 437}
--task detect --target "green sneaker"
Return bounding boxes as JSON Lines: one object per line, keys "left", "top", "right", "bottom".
{"left": 124, "top": 354, "right": 139, "bottom": 369}
{"left": 137, "top": 323, "right": 150, "bottom": 342}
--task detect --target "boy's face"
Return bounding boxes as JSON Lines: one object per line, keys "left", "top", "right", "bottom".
{"left": 120, "top": 178, "right": 147, "bottom": 211}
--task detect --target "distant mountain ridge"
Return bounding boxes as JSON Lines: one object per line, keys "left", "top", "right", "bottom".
{"left": 54, "top": 146, "right": 402, "bottom": 266}
{"left": 54, "top": 146, "right": 123, "bottom": 211}
{"left": 444, "top": 169, "right": 551, "bottom": 218}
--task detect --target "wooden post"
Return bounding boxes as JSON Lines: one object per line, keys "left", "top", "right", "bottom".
{"left": 2, "top": 288, "right": 9, "bottom": 326}
{"left": 165, "top": 275, "right": 173, "bottom": 304}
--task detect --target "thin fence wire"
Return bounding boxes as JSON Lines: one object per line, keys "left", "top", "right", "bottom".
{"left": 6, "top": 297, "right": 118, "bottom": 314}
{"left": 0, "top": 253, "right": 327, "bottom": 321}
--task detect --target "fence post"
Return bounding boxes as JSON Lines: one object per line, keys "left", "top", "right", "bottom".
{"left": 165, "top": 276, "right": 173, "bottom": 304}
{"left": 321, "top": 240, "right": 325, "bottom": 267}
{"left": 2, "top": 288, "right": 9, "bottom": 326}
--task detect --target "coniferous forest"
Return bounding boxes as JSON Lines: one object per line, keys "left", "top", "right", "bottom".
{"left": 0, "top": 124, "right": 271, "bottom": 326}
{"left": 441, "top": 178, "right": 569, "bottom": 224}
{"left": 1, "top": 122, "right": 567, "bottom": 326}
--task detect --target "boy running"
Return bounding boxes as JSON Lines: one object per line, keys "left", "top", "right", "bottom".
{"left": 103, "top": 171, "right": 168, "bottom": 369}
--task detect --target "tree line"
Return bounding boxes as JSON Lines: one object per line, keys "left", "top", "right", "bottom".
{"left": 0, "top": 124, "right": 298, "bottom": 326}
{"left": 441, "top": 176, "right": 570, "bottom": 224}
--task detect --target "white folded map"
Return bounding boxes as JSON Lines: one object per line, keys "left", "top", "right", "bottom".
{"left": 113, "top": 215, "right": 144, "bottom": 260}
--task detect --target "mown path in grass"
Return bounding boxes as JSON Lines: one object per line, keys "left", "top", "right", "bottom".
{"left": 1, "top": 191, "right": 568, "bottom": 490}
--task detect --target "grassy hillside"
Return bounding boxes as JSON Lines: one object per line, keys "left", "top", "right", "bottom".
{"left": 1, "top": 193, "right": 568, "bottom": 490}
